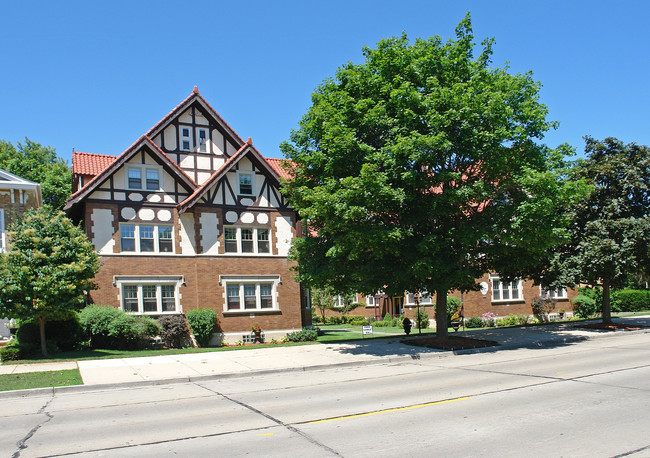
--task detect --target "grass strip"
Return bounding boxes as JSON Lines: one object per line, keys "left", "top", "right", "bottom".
{"left": 0, "top": 369, "right": 83, "bottom": 391}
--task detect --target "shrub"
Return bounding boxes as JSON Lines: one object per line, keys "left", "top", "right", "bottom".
{"left": 0, "top": 341, "right": 22, "bottom": 361}
{"left": 416, "top": 309, "right": 429, "bottom": 329}
{"left": 16, "top": 313, "right": 85, "bottom": 352}
{"left": 158, "top": 315, "right": 189, "bottom": 348}
{"left": 447, "top": 296, "right": 462, "bottom": 325}
{"left": 383, "top": 312, "right": 392, "bottom": 322}
{"left": 532, "top": 296, "right": 556, "bottom": 322}
{"left": 481, "top": 312, "right": 496, "bottom": 327}
{"left": 186, "top": 309, "right": 217, "bottom": 347}
{"left": 611, "top": 289, "right": 650, "bottom": 313}
{"left": 496, "top": 315, "right": 520, "bottom": 327}
{"left": 285, "top": 328, "right": 318, "bottom": 342}
{"left": 343, "top": 315, "right": 366, "bottom": 324}
{"left": 312, "top": 314, "right": 323, "bottom": 324}
{"left": 350, "top": 319, "right": 369, "bottom": 326}
{"left": 326, "top": 316, "right": 343, "bottom": 325}
{"left": 465, "top": 316, "right": 484, "bottom": 328}
{"left": 573, "top": 295, "right": 597, "bottom": 319}
{"left": 516, "top": 314, "right": 530, "bottom": 325}
{"left": 79, "top": 305, "right": 161, "bottom": 350}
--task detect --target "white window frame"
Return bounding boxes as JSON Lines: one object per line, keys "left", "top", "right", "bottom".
{"left": 404, "top": 291, "right": 432, "bottom": 305}
{"left": 180, "top": 126, "right": 192, "bottom": 151}
{"left": 540, "top": 286, "right": 568, "bottom": 300}
{"left": 490, "top": 275, "right": 523, "bottom": 302}
{"left": 223, "top": 226, "right": 271, "bottom": 254}
{"left": 120, "top": 223, "right": 175, "bottom": 254}
{"left": 237, "top": 171, "right": 255, "bottom": 196}
{"left": 220, "top": 275, "right": 280, "bottom": 313}
{"left": 115, "top": 276, "right": 183, "bottom": 315}
{"left": 366, "top": 295, "right": 377, "bottom": 307}
{"left": 0, "top": 209, "right": 5, "bottom": 252}
{"left": 197, "top": 128, "right": 208, "bottom": 153}
{"left": 126, "top": 165, "right": 162, "bottom": 191}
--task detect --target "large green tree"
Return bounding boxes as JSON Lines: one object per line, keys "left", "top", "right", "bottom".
{"left": 0, "top": 138, "right": 72, "bottom": 209}
{"left": 551, "top": 137, "right": 650, "bottom": 323}
{"left": 0, "top": 206, "right": 100, "bottom": 355}
{"left": 281, "top": 15, "right": 580, "bottom": 336}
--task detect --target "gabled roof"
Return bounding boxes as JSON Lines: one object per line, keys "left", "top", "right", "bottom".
{"left": 146, "top": 86, "right": 245, "bottom": 152}
{"left": 177, "top": 138, "right": 282, "bottom": 214}
{"left": 64, "top": 136, "right": 197, "bottom": 211}
{"left": 0, "top": 168, "right": 41, "bottom": 187}
{"left": 72, "top": 151, "right": 118, "bottom": 176}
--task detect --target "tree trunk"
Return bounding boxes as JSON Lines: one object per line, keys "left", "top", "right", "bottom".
{"left": 38, "top": 316, "right": 48, "bottom": 356}
{"left": 435, "top": 289, "right": 448, "bottom": 338}
{"left": 602, "top": 280, "right": 612, "bottom": 324}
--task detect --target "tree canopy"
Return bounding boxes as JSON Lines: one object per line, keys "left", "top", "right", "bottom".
{"left": 550, "top": 137, "right": 650, "bottom": 323}
{"left": 281, "top": 14, "right": 580, "bottom": 336}
{"left": 0, "top": 138, "right": 72, "bottom": 209}
{"left": 0, "top": 206, "right": 100, "bottom": 355}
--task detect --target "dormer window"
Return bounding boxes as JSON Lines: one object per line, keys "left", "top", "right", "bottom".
{"left": 181, "top": 127, "right": 191, "bottom": 151}
{"left": 128, "top": 168, "right": 141, "bottom": 189}
{"left": 198, "top": 128, "right": 208, "bottom": 152}
{"left": 239, "top": 173, "right": 253, "bottom": 195}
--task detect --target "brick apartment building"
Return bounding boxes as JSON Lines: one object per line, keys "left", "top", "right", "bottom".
{"left": 64, "top": 87, "right": 310, "bottom": 343}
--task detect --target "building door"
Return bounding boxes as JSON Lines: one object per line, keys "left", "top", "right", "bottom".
{"left": 392, "top": 297, "right": 404, "bottom": 317}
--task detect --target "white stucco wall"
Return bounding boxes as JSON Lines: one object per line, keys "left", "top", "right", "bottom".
{"left": 179, "top": 213, "right": 196, "bottom": 255}
{"left": 274, "top": 216, "right": 293, "bottom": 256}
{"left": 91, "top": 208, "right": 115, "bottom": 254}
{"left": 200, "top": 212, "right": 220, "bottom": 254}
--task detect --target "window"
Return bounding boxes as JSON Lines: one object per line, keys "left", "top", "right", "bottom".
{"left": 128, "top": 168, "right": 141, "bottom": 189}
{"left": 404, "top": 291, "right": 431, "bottom": 305}
{"left": 120, "top": 224, "right": 174, "bottom": 253}
{"left": 127, "top": 166, "right": 161, "bottom": 190}
{"left": 334, "top": 295, "right": 355, "bottom": 307}
{"left": 366, "top": 295, "right": 377, "bottom": 307}
{"left": 223, "top": 226, "right": 271, "bottom": 254}
{"left": 181, "top": 127, "right": 191, "bottom": 151}
{"left": 239, "top": 173, "right": 253, "bottom": 195}
{"left": 117, "top": 278, "right": 182, "bottom": 314}
{"left": 541, "top": 286, "right": 568, "bottom": 299}
{"left": 222, "top": 278, "right": 279, "bottom": 312}
{"left": 198, "top": 128, "right": 208, "bottom": 152}
{"left": 146, "top": 170, "right": 159, "bottom": 190}
{"left": 491, "top": 276, "right": 522, "bottom": 302}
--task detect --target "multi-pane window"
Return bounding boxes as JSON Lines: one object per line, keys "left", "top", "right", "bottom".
{"left": 491, "top": 277, "right": 522, "bottom": 302}
{"left": 146, "top": 170, "right": 159, "bottom": 190}
{"left": 405, "top": 291, "right": 431, "bottom": 305}
{"left": 223, "top": 227, "right": 271, "bottom": 254}
{"left": 181, "top": 127, "right": 191, "bottom": 151}
{"left": 120, "top": 224, "right": 174, "bottom": 253}
{"left": 224, "top": 227, "right": 238, "bottom": 253}
{"left": 120, "top": 282, "right": 179, "bottom": 314}
{"left": 224, "top": 282, "right": 277, "bottom": 311}
{"left": 127, "top": 166, "right": 161, "bottom": 190}
{"left": 366, "top": 295, "right": 376, "bottom": 307}
{"left": 541, "top": 286, "right": 568, "bottom": 299}
{"left": 128, "top": 168, "right": 141, "bottom": 189}
{"left": 239, "top": 173, "right": 253, "bottom": 195}
{"left": 198, "top": 128, "right": 208, "bottom": 152}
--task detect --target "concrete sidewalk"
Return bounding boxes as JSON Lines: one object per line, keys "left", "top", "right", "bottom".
{"left": 3, "top": 316, "right": 650, "bottom": 391}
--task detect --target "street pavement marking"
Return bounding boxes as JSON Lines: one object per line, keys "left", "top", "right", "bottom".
{"left": 259, "top": 433, "right": 275, "bottom": 436}
{"left": 308, "top": 397, "right": 470, "bottom": 424}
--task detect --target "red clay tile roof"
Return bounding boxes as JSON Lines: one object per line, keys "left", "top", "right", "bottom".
{"left": 72, "top": 151, "right": 118, "bottom": 176}
{"left": 265, "top": 157, "right": 294, "bottom": 179}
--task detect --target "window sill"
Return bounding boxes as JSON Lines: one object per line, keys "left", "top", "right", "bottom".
{"left": 491, "top": 300, "right": 526, "bottom": 305}
{"left": 223, "top": 309, "right": 281, "bottom": 316}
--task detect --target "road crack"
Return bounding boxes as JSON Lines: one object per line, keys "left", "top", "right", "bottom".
{"left": 12, "top": 396, "right": 55, "bottom": 458}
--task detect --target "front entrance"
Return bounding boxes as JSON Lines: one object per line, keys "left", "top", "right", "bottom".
{"left": 392, "top": 297, "right": 404, "bottom": 317}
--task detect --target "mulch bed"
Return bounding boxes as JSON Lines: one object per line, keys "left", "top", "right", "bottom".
{"left": 403, "top": 335, "right": 499, "bottom": 351}
{"left": 575, "top": 322, "right": 650, "bottom": 331}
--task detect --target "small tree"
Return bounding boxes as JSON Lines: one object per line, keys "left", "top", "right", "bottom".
{"left": 0, "top": 206, "right": 100, "bottom": 355}
{"left": 311, "top": 288, "right": 335, "bottom": 321}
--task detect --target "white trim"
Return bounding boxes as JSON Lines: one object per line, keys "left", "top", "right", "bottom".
{"left": 219, "top": 275, "right": 281, "bottom": 312}
{"left": 490, "top": 275, "right": 523, "bottom": 302}
{"left": 114, "top": 275, "right": 184, "bottom": 314}
{"left": 0, "top": 209, "right": 5, "bottom": 252}
{"left": 223, "top": 226, "right": 270, "bottom": 254}
{"left": 197, "top": 128, "right": 209, "bottom": 153}
{"left": 237, "top": 171, "right": 255, "bottom": 196}
{"left": 126, "top": 164, "right": 162, "bottom": 191}
{"left": 119, "top": 223, "right": 175, "bottom": 254}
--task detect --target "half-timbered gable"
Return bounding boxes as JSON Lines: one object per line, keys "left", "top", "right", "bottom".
{"left": 147, "top": 86, "right": 245, "bottom": 185}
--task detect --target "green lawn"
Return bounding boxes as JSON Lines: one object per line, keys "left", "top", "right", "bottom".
{"left": 0, "top": 369, "right": 83, "bottom": 391}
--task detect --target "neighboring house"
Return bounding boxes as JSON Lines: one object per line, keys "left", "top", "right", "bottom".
{"left": 329, "top": 276, "right": 577, "bottom": 323}
{"left": 64, "top": 87, "right": 310, "bottom": 343}
{"left": 0, "top": 168, "right": 42, "bottom": 338}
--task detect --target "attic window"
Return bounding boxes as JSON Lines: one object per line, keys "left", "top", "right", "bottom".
{"left": 181, "top": 127, "right": 191, "bottom": 151}
{"left": 239, "top": 173, "right": 253, "bottom": 195}
{"left": 128, "top": 168, "right": 141, "bottom": 189}
{"left": 198, "top": 129, "right": 208, "bottom": 152}
{"left": 146, "top": 170, "right": 159, "bottom": 190}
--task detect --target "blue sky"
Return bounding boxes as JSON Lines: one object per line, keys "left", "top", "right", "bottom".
{"left": 1, "top": 1, "right": 648, "bottom": 163}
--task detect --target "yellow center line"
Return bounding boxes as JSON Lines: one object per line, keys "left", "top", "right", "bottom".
{"left": 308, "top": 397, "right": 470, "bottom": 424}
